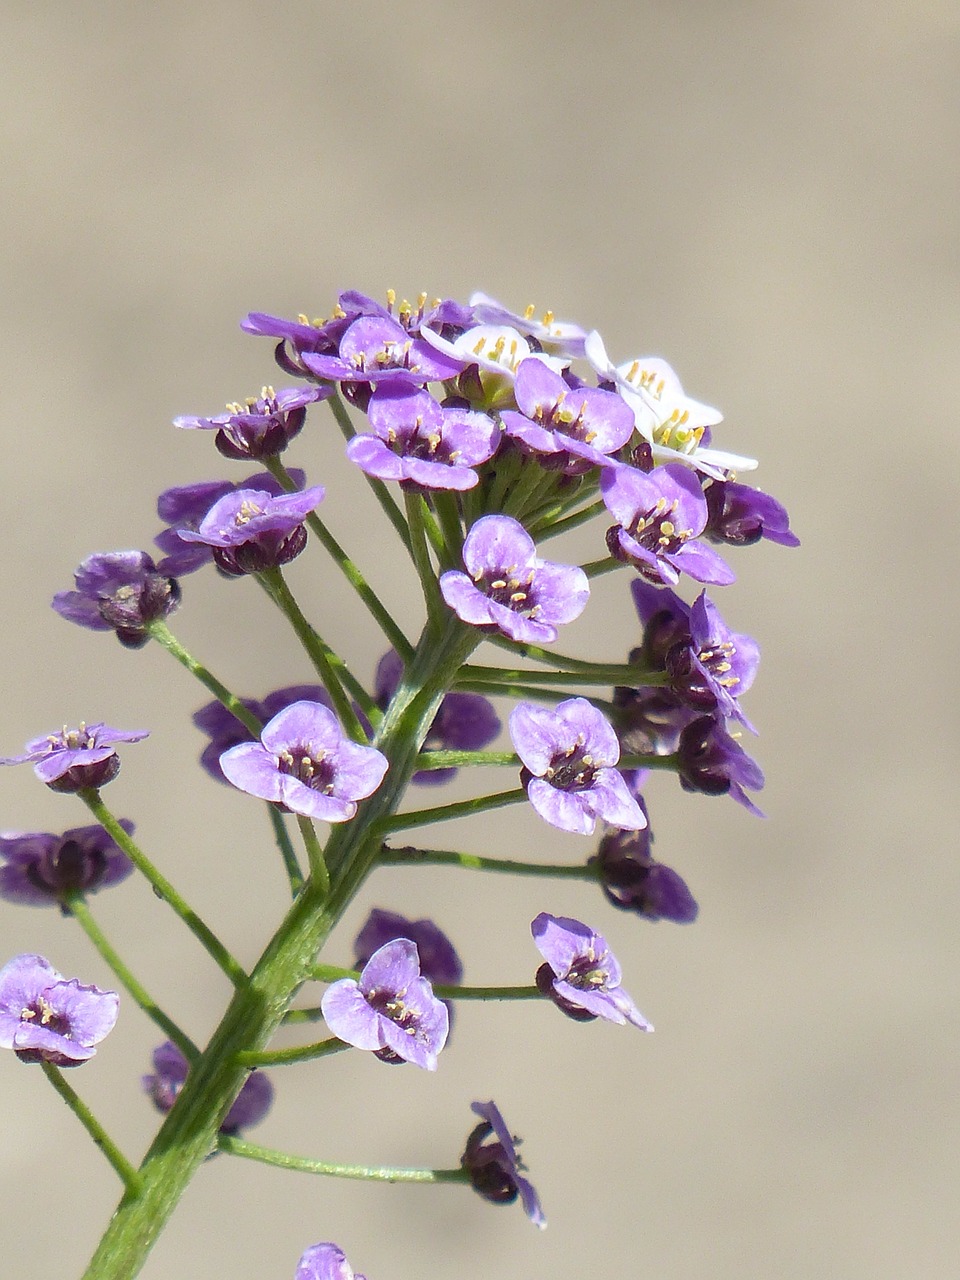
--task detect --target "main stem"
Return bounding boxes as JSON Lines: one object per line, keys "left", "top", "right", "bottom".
{"left": 82, "top": 617, "right": 477, "bottom": 1280}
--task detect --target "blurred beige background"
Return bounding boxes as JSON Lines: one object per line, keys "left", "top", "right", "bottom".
{"left": 1, "top": 3, "right": 958, "bottom": 1277}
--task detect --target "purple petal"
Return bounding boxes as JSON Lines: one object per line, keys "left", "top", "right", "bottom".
{"left": 320, "top": 979, "right": 384, "bottom": 1050}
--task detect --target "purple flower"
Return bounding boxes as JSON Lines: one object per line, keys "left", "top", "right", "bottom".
{"left": 219, "top": 701, "right": 387, "bottom": 822}
{"left": 320, "top": 938, "right": 448, "bottom": 1069}
{"left": 499, "top": 357, "right": 634, "bottom": 469}
{"left": 176, "top": 485, "right": 325, "bottom": 576}
{"left": 509, "top": 698, "right": 646, "bottom": 835}
{"left": 295, "top": 1243, "right": 367, "bottom": 1280}
{"left": 52, "top": 551, "right": 181, "bottom": 648}
{"left": 302, "top": 315, "right": 464, "bottom": 388}
{"left": 677, "top": 715, "right": 765, "bottom": 815}
{"left": 375, "top": 649, "right": 500, "bottom": 785}
{"left": 461, "top": 1100, "right": 545, "bottom": 1228}
{"left": 468, "top": 292, "right": 589, "bottom": 359}
{"left": 193, "top": 684, "right": 330, "bottom": 784}
{"left": 601, "top": 462, "right": 734, "bottom": 586}
{"left": 346, "top": 384, "right": 500, "bottom": 490}
{"left": 531, "top": 912, "right": 652, "bottom": 1029}
{"left": 0, "top": 953, "right": 118, "bottom": 1065}
{"left": 174, "top": 384, "right": 329, "bottom": 460}
{"left": 590, "top": 826, "right": 698, "bottom": 923}
{"left": 1, "top": 722, "right": 149, "bottom": 792}
{"left": 0, "top": 822, "right": 133, "bottom": 907}
{"left": 704, "top": 479, "right": 800, "bottom": 548}
{"left": 143, "top": 1040, "right": 273, "bottom": 1134}
{"left": 353, "top": 909, "right": 462, "bottom": 986}
{"left": 439, "top": 515, "right": 589, "bottom": 644}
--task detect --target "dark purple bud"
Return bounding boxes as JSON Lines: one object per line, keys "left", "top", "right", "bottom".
{"left": 677, "top": 716, "right": 765, "bottom": 815}
{"left": 591, "top": 827, "right": 699, "bottom": 924}
{"left": 0, "top": 822, "right": 134, "bottom": 908}
{"left": 704, "top": 480, "right": 799, "bottom": 548}
{"left": 461, "top": 1100, "right": 545, "bottom": 1227}
{"left": 52, "top": 552, "right": 181, "bottom": 649}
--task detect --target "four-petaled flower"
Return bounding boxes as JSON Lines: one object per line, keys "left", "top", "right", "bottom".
{"left": 52, "top": 551, "right": 181, "bottom": 648}
{"left": 302, "top": 315, "right": 464, "bottom": 388}
{"left": 590, "top": 826, "right": 699, "bottom": 924}
{"left": 500, "top": 357, "right": 634, "bottom": 469}
{"left": 677, "top": 715, "right": 765, "bottom": 815}
{"left": 439, "top": 515, "right": 589, "bottom": 644}
{"left": 509, "top": 698, "right": 646, "bottom": 835}
{"left": 174, "top": 384, "right": 329, "bottom": 460}
{"left": 0, "top": 953, "right": 118, "bottom": 1065}
{"left": 0, "top": 822, "right": 133, "bottom": 908}
{"left": 143, "top": 1040, "right": 273, "bottom": 1135}
{"left": 0, "top": 722, "right": 149, "bottom": 792}
{"left": 295, "top": 1242, "right": 367, "bottom": 1280}
{"left": 531, "top": 912, "right": 652, "bottom": 1029}
{"left": 320, "top": 938, "right": 448, "bottom": 1070}
{"left": 192, "top": 683, "right": 331, "bottom": 784}
{"left": 176, "top": 485, "right": 326, "bottom": 576}
{"left": 461, "top": 1099, "right": 545, "bottom": 1228}
{"left": 219, "top": 701, "right": 387, "bottom": 823}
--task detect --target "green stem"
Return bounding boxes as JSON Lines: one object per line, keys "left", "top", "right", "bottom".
{"left": 529, "top": 497, "right": 606, "bottom": 541}
{"left": 327, "top": 391, "right": 411, "bottom": 552}
{"left": 77, "top": 790, "right": 247, "bottom": 989}
{"left": 146, "top": 621, "right": 262, "bottom": 737}
{"left": 218, "top": 1135, "right": 468, "bottom": 1184}
{"left": 455, "top": 679, "right": 599, "bottom": 706}
{"left": 294, "top": 815, "right": 330, "bottom": 898}
{"left": 487, "top": 634, "right": 664, "bottom": 681}
{"left": 415, "top": 749, "right": 518, "bottom": 770}
{"left": 65, "top": 894, "right": 199, "bottom": 1061}
{"left": 236, "top": 1036, "right": 347, "bottom": 1067}
{"left": 434, "top": 983, "right": 541, "bottom": 1000}
{"left": 263, "top": 457, "right": 414, "bottom": 661}
{"left": 267, "top": 806, "right": 304, "bottom": 897}
{"left": 379, "top": 844, "right": 599, "bottom": 881}
{"left": 383, "top": 787, "right": 526, "bottom": 833}
{"left": 461, "top": 661, "right": 663, "bottom": 687}
{"left": 579, "top": 555, "right": 620, "bottom": 578}
{"left": 404, "top": 491, "right": 443, "bottom": 623}
{"left": 42, "top": 1063, "right": 142, "bottom": 1196}
{"left": 432, "top": 489, "right": 464, "bottom": 567}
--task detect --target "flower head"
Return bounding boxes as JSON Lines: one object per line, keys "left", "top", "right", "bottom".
{"left": 461, "top": 1100, "right": 545, "bottom": 1228}
{"left": 439, "top": 515, "right": 589, "bottom": 645}
{"left": 302, "top": 314, "right": 464, "bottom": 388}
{"left": 174, "top": 384, "right": 329, "bottom": 460}
{"left": 0, "top": 822, "right": 133, "bottom": 908}
{"left": 500, "top": 357, "right": 634, "bottom": 469}
{"left": 1, "top": 722, "right": 149, "bottom": 792}
{"left": 509, "top": 698, "right": 646, "bottom": 835}
{"left": 468, "top": 293, "right": 589, "bottom": 359}
{"left": 531, "top": 912, "right": 652, "bottom": 1029}
{"left": 677, "top": 715, "right": 765, "bottom": 815}
{"left": 320, "top": 938, "right": 448, "bottom": 1069}
{"left": 143, "top": 1040, "right": 273, "bottom": 1134}
{"left": 704, "top": 479, "right": 800, "bottom": 548}
{"left": 591, "top": 826, "right": 699, "bottom": 924}
{"left": 193, "top": 684, "right": 331, "bottom": 783}
{"left": 219, "top": 701, "right": 387, "bottom": 822}
{"left": 0, "top": 953, "right": 118, "bottom": 1065}
{"left": 176, "top": 484, "right": 325, "bottom": 576}
{"left": 52, "top": 551, "right": 181, "bottom": 648}
{"left": 295, "top": 1243, "right": 367, "bottom": 1280}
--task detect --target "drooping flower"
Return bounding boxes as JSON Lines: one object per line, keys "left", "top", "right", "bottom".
{"left": 176, "top": 485, "right": 325, "bottom": 576}
{"left": 439, "top": 515, "right": 589, "bottom": 645}
{"left": 590, "top": 826, "right": 699, "bottom": 924}
{"left": 0, "top": 822, "right": 134, "bottom": 908}
{"left": 192, "top": 684, "right": 330, "bottom": 784}
{"left": 219, "top": 701, "right": 387, "bottom": 823}
{"left": 461, "top": 1099, "right": 545, "bottom": 1228}
{"left": 174, "top": 384, "right": 329, "bottom": 460}
{"left": 320, "top": 938, "right": 448, "bottom": 1069}
{"left": 509, "top": 698, "right": 646, "bottom": 835}
{"left": 532, "top": 913, "right": 652, "bottom": 1028}
{"left": 601, "top": 462, "right": 735, "bottom": 587}
{"left": 0, "top": 723, "right": 149, "bottom": 792}
{"left": 143, "top": 1040, "right": 273, "bottom": 1135}
{"left": 295, "top": 1242, "right": 367, "bottom": 1280}
{"left": 374, "top": 649, "right": 500, "bottom": 785}
{"left": 703, "top": 479, "right": 800, "bottom": 548}
{"left": 677, "top": 715, "right": 765, "bottom": 815}
{"left": 346, "top": 384, "right": 500, "bottom": 490}
{"left": 52, "top": 551, "right": 181, "bottom": 648}
{"left": 0, "top": 953, "right": 118, "bottom": 1065}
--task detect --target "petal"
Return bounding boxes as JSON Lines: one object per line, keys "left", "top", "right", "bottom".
{"left": 320, "top": 980, "right": 383, "bottom": 1050}
{"left": 359, "top": 938, "right": 421, "bottom": 993}
{"left": 526, "top": 778, "right": 597, "bottom": 835}
{"left": 588, "top": 769, "right": 649, "bottom": 830}
{"left": 219, "top": 742, "right": 284, "bottom": 802}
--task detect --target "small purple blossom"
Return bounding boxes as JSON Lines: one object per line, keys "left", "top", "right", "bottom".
{"left": 509, "top": 698, "right": 646, "bottom": 835}
{"left": 590, "top": 826, "right": 699, "bottom": 924}
{"left": 0, "top": 953, "right": 118, "bottom": 1065}
{"left": 353, "top": 909, "right": 462, "bottom": 987}
{"left": 0, "top": 822, "right": 133, "bottom": 908}
{"left": 193, "top": 684, "right": 330, "bottom": 784}
{"left": 439, "top": 515, "right": 589, "bottom": 645}
{"left": 0, "top": 722, "right": 149, "bottom": 792}
{"left": 219, "top": 701, "right": 387, "bottom": 822}
{"left": 143, "top": 1040, "right": 273, "bottom": 1134}
{"left": 468, "top": 292, "right": 589, "bottom": 359}
{"left": 532, "top": 912, "right": 652, "bottom": 1029}
{"left": 174, "top": 384, "right": 330, "bottom": 461}
{"left": 320, "top": 938, "right": 448, "bottom": 1070}
{"left": 704, "top": 479, "right": 800, "bottom": 548}
{"left": 375, "top": 649, "right": 499, "bottom": 785}
{"left": 677, "top": 715, "right": 765, "bottom": 815}
{"left": 346, "top": 384, "right": 500, "bottom": 490}
{"left": 295, "top": 1243, "right": 367, "bottom": 1280}
{"left": 52, "top": 551, "right": 181, "bottom": 648}
{"left": 461, "top": 1100, "right": 545, "bottom": 1228}
{"left": 302, "top": 314, "right": 464, "bottom": 388}
{"left": 176, "top": 485, "right": 325, "bottom": 576}
{"left": 601, "top": 462, "right": 734, "bottom": 587}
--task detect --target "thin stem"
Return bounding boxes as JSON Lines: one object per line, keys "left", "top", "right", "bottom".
{"left": 580, "top": 555, "right": 620, "bottom": 578}
{"left": 621, "top": 751, "right": 679, "bottom": 772}
{"left": 487, "top": 634, "right": 664, "bottom": 681}
{"left": 434, "top": 983, "right": 541, "bottom": 1000}
{"left": 404, "top": 491, "right": 443, "bottom": 624}
{"left": 529, "top": 497, "right": 606, "bottom": 541}
{"left": 65, "top": 895, "right": 199, "bottom": 1061}
{"left": 415, "top": 748, "right": 518, "bottom": 771}
{"left": 146, "top": 621, "right": 262, "bottom": 737}
{"left": 383, "top": 787, "right": 526, "bottom": 833}
{"left": 455, "top": 679, "right": 596, "bottom": 706}
{"left": 41, "top": 1063, "right": 142, "bottom": 1196}
{"left": 327, "top": 391, "right": 411, "bottom": 553}
{"left": 432, "top": 489, "right": 464, "bottom": 568}
{"left": 77, "top": 790, "right": 247, "bottom": 989}
{"left": 263, "top": 457, "right": 414, "bottom": 661}
{"left": 236, "top": 1036, "right": 347, "bottom": 1068}
{"left": 379, "top": 844, "right": 600, "bottom": 880}
{"left": 294, "top": 814, "right": 329, "bottom": 898}
{"left": 460, "top": 661, "right": 663, "bottom": 687}
{"left": 267, "top": 807, "right": 304, "bottom": 897}
{"left": 282, "top": 1006, "right": 325, "bottom": 1024}
{"left": 218, "top": 1135, "right": 469, "bottom": 1184}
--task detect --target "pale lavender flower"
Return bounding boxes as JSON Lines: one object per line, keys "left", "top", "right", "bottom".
{"left": 0, "top": 822, "right": 133, "bottom": 907}
{"left": 461, "top": 1099, "right": 545, "bottom": 1228}
{"left": 302, "top": 315, "right": 464, "bottom": 387}
{"left": 439, "top": 515, "right": 589, "bottom": 644}
{"left": 143, "top": 1040, "right": 273, "bottom": 1135}
{"left": 420, "top": 324, "right": 566, "bottom": 410}
{"left": 353, "top": 909, "right": 462, "bottom": 986}
{"left": 531, "top": 912, "right": 652, "bottom": 1030}
{"left": 0, "top": 723, "right": 149, "bottom": 792}
{"left": 468, "top": 292, "right": 589, "bottom": 359}
{"left": 176, "top": 485, "right": 325, "bottom": 576}
{"left": 219, "top": 701, "right": 387, "bottom": 823}
{"left": 320, "top": 938, "right": 448, "bottom": 1069}
{"left": 509, "top": 698, "right": 646, "bottom": 835}
{"left": 174, "top": 384, "right": 329, "bottom": 460}
{"left": 52, "top": 551, "right": 180, "bottom": 648}
{"left": 296, "top": 1243, "right": 367, "bottom": 1280}
{"left": 0, "top": 953, "right": 118, "bottom": 1065}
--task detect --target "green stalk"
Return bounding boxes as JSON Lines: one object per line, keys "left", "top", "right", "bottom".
{"left": 383, "top": 787, "right": 526, "bottom": 833}
{"left": 267, "top": 807, "right": 304, "bottom": 897}
{"left": 42, "top": 1063, "right": 142, "bottom": 1196}
{"left": 237, "top": 1036, "right": 347, "bottom": 1067}
{"left": 218, "top": 1136, "right": 468, "bottom": 1185}
{"left": 379, "top": 844, "right": 599, "bottom": 881}
{"left": 146, "top": 621, "right": 262, "bottom": 737}
{"left": 326, "top": 391, "right": 411, "bottom": 552}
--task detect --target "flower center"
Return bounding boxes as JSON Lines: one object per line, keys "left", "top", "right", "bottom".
{"left": 628, "top": 497, "right": 692, "bottom": 556}
{"left": 536, "top": 392, "right": 595, "bottom": 445}
{"left": 544, "top": 740, "right": 597, "bottom": 792}
{"left": 277, "top": 744, "right": 336, "bottom": 793}
{"left": 565, "top": 949, "right": 611, "bottom": 991}
{"left": 697, "top": 640, "right": 740, "bottom": 690}
{"left": 20, "top": 994, "right": 70, "bottom": 1037}
{"left": 474, "top": 564, "right": 539, "bottom": 617}
{"left": 233, "top": 498, "right": 266, "bottom": 528}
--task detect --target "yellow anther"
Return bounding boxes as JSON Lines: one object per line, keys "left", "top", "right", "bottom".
{"left": 661, "top": 521, "right": 675, "bottom": 537}
{"left": 417, "top": 292, "right": 427, "bottom": 310}
{"left": 386, "top": 288, "right": 396, "bottom": 308}
{"left": 542, "top": 310, "right": 554, "bottom": 326}
{"left": 490, "top": 579, "right": 507, "bottom": 591}
{"left": 524, "top": 303, "right": 536, "bottom": 320}
{"left": 509, "top": 591, "right": 527, "bottom": 604}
